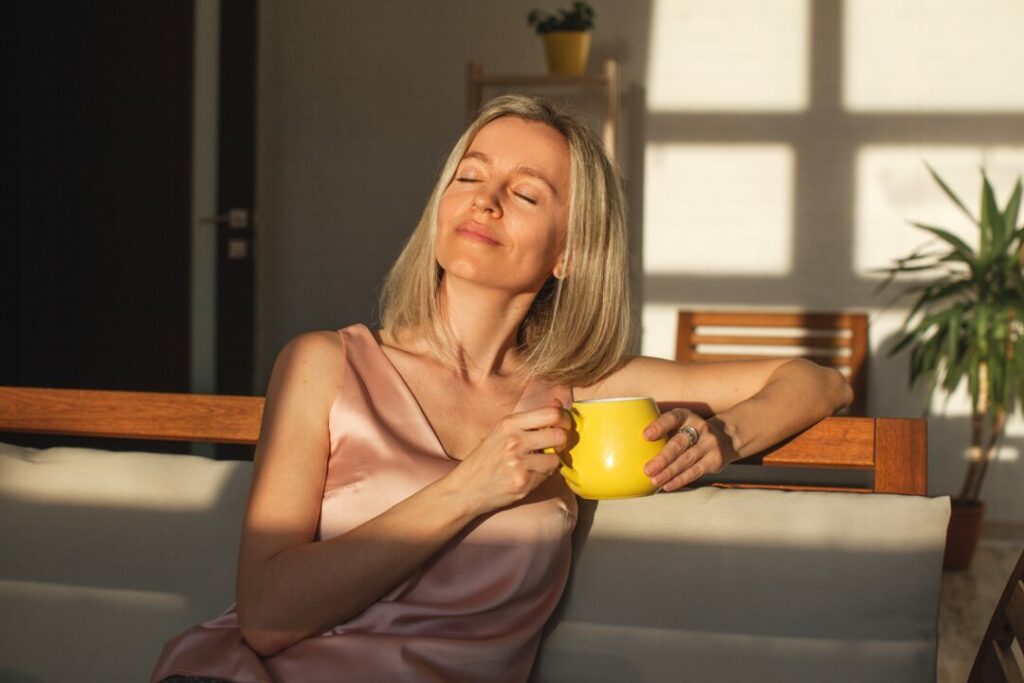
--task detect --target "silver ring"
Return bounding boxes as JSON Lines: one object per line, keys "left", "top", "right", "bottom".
{"left": 679, "top": 425, "right": 699, "bottom": 447}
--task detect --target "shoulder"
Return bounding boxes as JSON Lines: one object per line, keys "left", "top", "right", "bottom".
{"left": 267, "top": 330, "right": 351, "bottom": 405}
{"left": 275, "top": 330, "right": 347, "bottom": 369}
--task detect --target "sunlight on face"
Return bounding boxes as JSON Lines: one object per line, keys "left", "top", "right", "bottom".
{"left": 647, "top": 0, "right": 809, "bottom": 112}
{"left": 844, "top": 0, "right": 1024, "bottom": 111}
{"left": 436, "top": 117, "right": 571, "bottom": 294}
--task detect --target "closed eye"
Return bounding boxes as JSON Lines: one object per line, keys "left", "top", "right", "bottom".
{"left": 456, "top": 177, "right": 480, "bottom": 183}
{"left": 514, "top": 192, "right": 538, "bottom": 205}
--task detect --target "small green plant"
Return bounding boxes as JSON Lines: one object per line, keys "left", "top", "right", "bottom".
{"left": 876, "top": 164, "right": 1024, "bottom": 504}
{"left": 527, "top": 1, "right": 596, "bottom": 34}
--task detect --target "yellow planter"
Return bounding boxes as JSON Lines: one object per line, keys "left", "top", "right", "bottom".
{"left": 542, "top": 31, "right": 592, "bottom": 76}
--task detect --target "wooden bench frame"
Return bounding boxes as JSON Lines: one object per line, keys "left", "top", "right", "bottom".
{"left": 0, "top": 386, "right": 927, "bottom": 495}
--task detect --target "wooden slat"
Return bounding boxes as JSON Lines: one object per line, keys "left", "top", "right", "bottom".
{"left": 0, "top": 387, "right": 263, "bottom": 444}
{"left": 874, "top": 418, "right": 928, "bottom": 495}
{"left": 691, "top": 334, "right": 853, "bottom": 348}
{"left": 688, "top": 311, "right": 865, "bottom": 328}
{"left": 740, "top": 417, "right": 876, "bottom": 470}
{"left": 690, "top": 352, "right": 850, "bottom": 368}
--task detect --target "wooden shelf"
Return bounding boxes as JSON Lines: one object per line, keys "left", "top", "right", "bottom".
{"left": 466, "top": 59, "right": 620, "bottom": 161}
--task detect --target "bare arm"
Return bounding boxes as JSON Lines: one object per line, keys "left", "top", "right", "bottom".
{"left": 579, "top": 355, "right": 853, "bottom": 489}
{"left": 235, "top": 332, "right": 565, "bottom": 657}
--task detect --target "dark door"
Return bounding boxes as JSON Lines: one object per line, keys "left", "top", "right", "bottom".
{"left": 10, "top": 2, "right": 194, "bottom": 395}
{"left": 8, "top": 1, "right": 257, "bottom": 457}
{"left": 216, "top": 0, "right": 257, "bottom": 400}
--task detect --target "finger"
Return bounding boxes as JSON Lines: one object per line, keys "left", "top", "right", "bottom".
{"left": 509, "top": 405, "right": 568, "bottom": 431}
{"left": 647, "top": 436, "right": 704, "bottom": 483}
{"left": 642, "top": 408, "right": 690, "bottom": 440}
{"left": 654, "top": 444, "right": 710, "bottom": 490}
{"left": 520, "top": 427, "right": 568, "bottom": 453}
{"left": 644, "top": 421, "right": 704, "bottom": 476}
{"left": 522, "top": 452, "right": 562, "bottom": 474}
{"left": 660, "top": 460, "right": 707, "bottom": 492}
{"left": 643, "top": 435, "right": 685, "bottom": 477}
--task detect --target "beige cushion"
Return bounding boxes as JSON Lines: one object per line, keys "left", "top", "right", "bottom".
{"left": 0, "top": 442, "right": 950, "bottom": 683}
{"left": 0, "top": 442, "right": 251, "bottom": 683}
{"left": 532, "top": 487, "right": 951, "bottom": 683}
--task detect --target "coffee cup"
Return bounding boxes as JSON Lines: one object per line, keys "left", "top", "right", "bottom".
{"left": 558, "top": 396, "right": 665, "bottom": 500}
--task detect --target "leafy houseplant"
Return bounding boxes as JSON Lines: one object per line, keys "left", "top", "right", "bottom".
{"left": 527, "top": 2, "right": 596, "bottom": 76}
{"left": 877, "top": 165, "right": 1024, "bottom": 569}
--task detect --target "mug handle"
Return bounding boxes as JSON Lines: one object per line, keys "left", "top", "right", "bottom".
{"left": 559, "top": 407, "right": 584, "bottom": 486}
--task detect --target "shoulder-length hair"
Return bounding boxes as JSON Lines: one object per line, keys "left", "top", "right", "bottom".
{"left": 378, "top": 94, "right": 632, "bottom": 387}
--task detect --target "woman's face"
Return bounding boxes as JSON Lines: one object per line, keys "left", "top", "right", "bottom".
{"left": 436, "top": 117, "right": 571, "bottom": 295}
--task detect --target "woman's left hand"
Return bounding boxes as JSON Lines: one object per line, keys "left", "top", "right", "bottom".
{"left": 642, "top": 408, "right": 741, "bottom": 492}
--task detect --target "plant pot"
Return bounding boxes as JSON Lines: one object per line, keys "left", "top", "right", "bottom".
{"left": 542, "top": 31, "right": 591, "bottom": 76}
{"left": 943, "top": 499, "right": 985, "bottom": 571}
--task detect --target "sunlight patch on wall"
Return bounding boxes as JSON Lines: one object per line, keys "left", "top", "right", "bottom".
{"left": 647, "top": 0, "right": 808, "bottom": 112}
{"left": 844, "top": 0, "right": 1024, "bottom": 111}
{"left": 853, "top": 146, "right": 1024, "bottom": 278}
{"left": 640, "top": 303, "right": 681, "bottom": 360}
{"left": 644, "top": 143, "right": 794, "bottom": 275}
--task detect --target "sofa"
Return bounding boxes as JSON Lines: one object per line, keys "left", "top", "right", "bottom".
{"left": 0, "top": 438, "right": 949, "bottom": 683}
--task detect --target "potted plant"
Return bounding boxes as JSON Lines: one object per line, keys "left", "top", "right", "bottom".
{"left": 527, "top": 2, "right": 596, "bottom": 76}
{"left": 877, "top": 165, "right": 1024, "bottom": 570}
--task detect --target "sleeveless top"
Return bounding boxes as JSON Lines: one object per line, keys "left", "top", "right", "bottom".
{"left": 150, "top": 324, "right": 578, "bottom": 683}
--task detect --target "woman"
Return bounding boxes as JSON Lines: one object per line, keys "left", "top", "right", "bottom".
{"left": 152, "top": 95, "right": 852, "bottom": 683}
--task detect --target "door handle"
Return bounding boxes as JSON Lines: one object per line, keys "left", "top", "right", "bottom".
{"left": 200, "top": 207, "right": 250, "bottom": 229}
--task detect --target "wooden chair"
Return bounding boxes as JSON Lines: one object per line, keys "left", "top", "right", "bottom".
{"left": 676, "top": 310, "right": 869, "bottom": 416}
{"left": 969, "top": 547, "right": 1024, "bottom": 683}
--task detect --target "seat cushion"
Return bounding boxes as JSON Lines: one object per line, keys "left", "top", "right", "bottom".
{"left": 532, "top": 486, "right": 951, "bottom": 683}
{"left": 0, "top": 442, "right": 251, "bottom": 683}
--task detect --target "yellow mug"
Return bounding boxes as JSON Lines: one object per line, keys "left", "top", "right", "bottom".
{"left": 558, "top": 397, "right": 666, "bottom": 500}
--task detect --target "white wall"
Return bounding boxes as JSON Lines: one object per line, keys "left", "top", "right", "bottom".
{"left": 255, "top": 0, "right": 1024, "bottom": 520}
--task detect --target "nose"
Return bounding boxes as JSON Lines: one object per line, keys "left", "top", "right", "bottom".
{"left": 471, "top": 184, "right": 502, "bottom": 217}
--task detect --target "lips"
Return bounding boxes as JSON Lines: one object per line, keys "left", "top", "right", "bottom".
{"left": 455, "top": 221, "right": 501, "bottom": 246}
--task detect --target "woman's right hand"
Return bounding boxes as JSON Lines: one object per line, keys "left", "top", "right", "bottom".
{"left": 449, "top": 399, "right": 570, "bottom": 516}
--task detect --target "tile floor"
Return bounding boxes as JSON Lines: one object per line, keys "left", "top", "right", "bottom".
{"left": 937, "top": 525, "right": 1024, "bottom": 682}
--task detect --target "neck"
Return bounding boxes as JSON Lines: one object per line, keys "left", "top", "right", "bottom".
{"left": 433, "top": 275, "right": 539, "bottom": 382}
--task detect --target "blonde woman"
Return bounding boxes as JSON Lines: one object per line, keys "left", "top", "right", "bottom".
{"left": 152, "top": 95, "right": 851, "bottom": 683}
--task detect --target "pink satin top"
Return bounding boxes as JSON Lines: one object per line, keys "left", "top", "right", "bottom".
{"left": 151, "top": 324, "right": 578, "bottom": 683}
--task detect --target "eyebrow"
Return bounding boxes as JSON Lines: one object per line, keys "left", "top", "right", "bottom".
{"left": 462, "top": 151, "right": 561, "bottom": 198}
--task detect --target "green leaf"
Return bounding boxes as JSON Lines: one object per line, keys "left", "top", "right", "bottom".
{"left": 909, "top": 222, "right": 977, "bottom": 263}
{"left": 1001, "top": 178, "right": 1022, "bottom": 237}
{"left": 926, "top": 163, "right": 978, "bottom": 226}
{"left": 981, "top": 172, "right": 1005, "bottom": 257}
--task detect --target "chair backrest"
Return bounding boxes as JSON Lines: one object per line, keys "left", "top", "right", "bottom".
{"left": 969, "top": 547, "right": 1024, "bottom": 683}
{"left": 676, "top": 310, "right": 869, "bottom": 416}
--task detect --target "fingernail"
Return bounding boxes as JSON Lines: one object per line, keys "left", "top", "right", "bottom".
{"left": 643, "top": 428, "right": 654, "bottom": 440}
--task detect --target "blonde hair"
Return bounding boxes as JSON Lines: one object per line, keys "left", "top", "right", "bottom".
{"left": 379, "top": 94, "right": 631, "bottom": 387}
